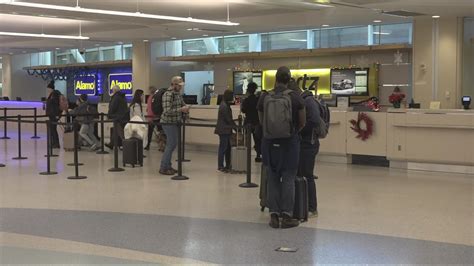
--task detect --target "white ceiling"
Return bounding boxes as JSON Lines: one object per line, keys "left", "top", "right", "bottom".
{"left": 0, "top": 0, "right": 473, "bottom": 55}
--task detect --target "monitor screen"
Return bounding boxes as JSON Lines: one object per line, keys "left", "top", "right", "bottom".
{"left": 330, "top": 69, "right": 369, "bottom": 96}
{"left": 462, "top": 96, "right": 471, "bottom": 102}
{"left": 233, "top": 71, "right": 262, "bottom": 95}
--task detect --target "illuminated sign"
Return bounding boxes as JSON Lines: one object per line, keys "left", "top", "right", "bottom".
{"left": 262, "top": 68, "right": 331, "bottom": 95}
{"left": 109, "top": 73, "right": 133, "bottom": 95}
{"left": 74, "top": 75, "right": 96, "bottom": 95}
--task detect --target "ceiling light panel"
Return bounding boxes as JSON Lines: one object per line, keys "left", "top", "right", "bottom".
{"left": 0, "top": 1, "right": 239, "bottom": 26}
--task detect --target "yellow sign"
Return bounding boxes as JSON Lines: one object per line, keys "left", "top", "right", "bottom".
{"left": 262, "top": 68, "right": 331, "bottom": 95}
{"left": 110, "top": 80, "right": 133, "bottom": 90}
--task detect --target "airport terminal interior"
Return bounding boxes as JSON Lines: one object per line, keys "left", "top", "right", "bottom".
{"left": 0, "top": 0, "right": 473, "bottom": 264}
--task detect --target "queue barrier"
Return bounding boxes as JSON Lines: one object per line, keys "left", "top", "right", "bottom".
{"left": 0, "top": 113, "right": 259, "bottom": 188}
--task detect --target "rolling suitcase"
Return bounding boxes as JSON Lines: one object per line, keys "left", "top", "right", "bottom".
{"left": 123, "top": 138, "right": 143, "bottom": 167}
{"left": 293, "top": 176, "right": 309, "bottom": 222}
{"left": 63, "top": 131, "right": 75, "bottom": 152}
{"left": 259, "top": 164, "right": 268, "bottom": 211}
{"left": 110, "top": 127, "right": 122, "bottom": 147}
{"left": 231, "top": 128, "right": 247, "bottom": 173}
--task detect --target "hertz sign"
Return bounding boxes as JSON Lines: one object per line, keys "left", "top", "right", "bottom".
{"left": 109, "top": 73, "right": 133, "bottom": 95}
{"left": 74, "top": 75, "right": 96, "bottom": 95}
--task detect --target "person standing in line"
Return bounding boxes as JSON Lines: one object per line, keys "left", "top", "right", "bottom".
{"left": 145, "top": 86, "right": 158, "bottom": 150}
{"left": 290, "top": 81, "right": 320, "bottom": 218}
{"left": 159, "top": 76, "right": 189, "bottom": 175}
{"left": 129, "top": 89, "right": 145, "bottom": 121}
{"left": 45, "top": 81, "right": 61, "bottom": 149}
{"left": 106, "top": 85, "right": 129, "bottom": 149}
{"left": 241, "top": 82, "right": 262, "bottom": 162}
{"left": 70, "top": 94, "right": 100, "bottom": 151}
{"left": 214, "top": 89, "right": 237, "bottom": 173}
{"left": 257, "top": 66, "right": 306, "bottom": 229}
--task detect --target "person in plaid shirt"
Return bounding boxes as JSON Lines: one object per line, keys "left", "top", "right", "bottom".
{"left": 159, "top": 76, "right": 190, "bottom": 175}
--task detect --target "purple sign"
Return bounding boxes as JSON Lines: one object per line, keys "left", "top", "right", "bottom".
{"left": 109, "top": 73, "right": 133, "bottom": 95}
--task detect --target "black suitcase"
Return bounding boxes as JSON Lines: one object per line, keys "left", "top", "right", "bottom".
{"left": 293, "top": 176, "right": 309, "bottom": 222}
{"left": 123, "top": 138, "right": 143, "bottom": 167}
{"left": 259, "top": 164, "right": 268, "bottom": 212}
{"left": 110, "top": 127, "right": 122, "bottom": 147}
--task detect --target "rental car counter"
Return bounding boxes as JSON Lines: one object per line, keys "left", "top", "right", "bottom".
{"left": 93, "top": 104, "right": 474, "bottom": 174}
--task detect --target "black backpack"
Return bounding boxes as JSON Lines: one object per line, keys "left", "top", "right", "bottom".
{"left": 151, "top": 88, "right": 167, "bottom": 117}
{"left": 314, "top": 97, "right": 330, "bottom": 139}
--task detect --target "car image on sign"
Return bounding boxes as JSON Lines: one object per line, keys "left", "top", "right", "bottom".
{"left": 332, "top": 79, "right": 356, "bottom": 95}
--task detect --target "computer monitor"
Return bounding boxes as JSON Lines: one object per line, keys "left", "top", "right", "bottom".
{"left": 16, "top": 97, "right": 22, "bottom": 101}
{"left": 3, "top": 97, "right": 9, "bottom": 101}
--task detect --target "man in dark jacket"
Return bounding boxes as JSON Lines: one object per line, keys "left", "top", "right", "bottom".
{"left": 241, "top": 82, "right": 262, "bottom": 162}
{"left": 214, "top": 89, "right": 237, "bottom": 172}
{"left": 292, "top": 82, "right": 321, "bottom": 218}
{"left": 106, "top": 85, "right": 128, "bottom": 148}
{"left": 45, "top": 81, "right": 61, "bottom": 148}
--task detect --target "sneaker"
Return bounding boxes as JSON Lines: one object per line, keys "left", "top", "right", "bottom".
{"left": 105, "top": 143, "right": 113, "bottom": 150}
{"left": 170, "top": 167, "right": 178, "bottom": 174}
{"left": 309, "top": 210, "right": 319, "bottom": 218}
{"left": 217, "top": 168, "right": 229, "bottom": 173}
{"left": 159, "top": 169, "right": 175, "bottom": 175}
{"left": 281, "top": 213, "right": 299, "bottom": 229}
{"left": 269, "top": 213, "right": 280, "bottom": 229}
{"left": 255, "top": 157, "right": 262, "bottom": 163}
{"left": 89, "top": 144, "right": 98, "bottom": 151}
{"left": 144, "top": 146, "right": 150, "bottom": 151}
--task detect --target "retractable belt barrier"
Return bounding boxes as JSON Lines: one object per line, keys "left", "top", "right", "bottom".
{"left": 0, "top": 112, "right": 259, "bottom": 188}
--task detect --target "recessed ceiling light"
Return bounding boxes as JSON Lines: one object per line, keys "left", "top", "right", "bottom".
{"left": 143, "top": 39, "right": 149, "bottom": 42}
{"left": 322, "top": 24, "right": 330, "bottom": 27}
{"left": 202, "top": 34, "right": 209, "bottom": 37}
{"left": 171, "top": 37, "right": 177, "bottom": 40}
{"left": 22, "top": 51, "right": 27, "bottom": 53}
{"left": 9, "top": 52, "right": 14, "bottom": 55}
{"left": 95, "top": 44, "right": 100, "bottom": 46}
{"left": 55, "top": 47, "right": 60, "bottom": 50}
{"left": 117, "top": 41, "right": 123, "bottom": 45}
{"left": 432, "top": 15, "right": 440, "bottom": 18}
{"left": 373, "top": 20, "right": 382, "bottom": 23}
{"left": 237, "top": 31, "right": 244, "bottom": 34}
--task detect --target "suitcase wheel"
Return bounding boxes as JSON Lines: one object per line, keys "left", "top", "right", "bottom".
{"left": 132, "top": 164, "right": 135, "bottom": 168}
{"left": 260, "top": 206, "right": 265, "bottom": 212}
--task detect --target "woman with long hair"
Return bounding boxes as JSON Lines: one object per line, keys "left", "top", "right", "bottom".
{"left": 129, "top": 89, "right": 145, "bottom": 120}
{"left": 214, "top": 89, "right": 237, "bottom": 173}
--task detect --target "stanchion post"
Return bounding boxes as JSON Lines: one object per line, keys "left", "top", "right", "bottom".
{"left": 68, "top": 120, "right": 87, "bottom": 179}
{"left": 45, "top": 119, "right": 58, "bottom": 158}
{"left": 96, "top": 113, "right": 109, "bottom": 155}
{"left": 108, "top": 121, "right": 124, "bottom": 172}
{"left": 171, "top": 122, "right": 189, "bottom": 181}
{"left": 40, "top": 120, "right": 57, "bottom": 175}
{"left": 31, "top": 108, "right": 40, "bottom": 139}
{"left": 67, "top": 120, "right": 84, "bottom": 167}
{"left": 180, "top": 115, "right": 190, "bottom": 162}
{"left": 239, "top": 124, "right": 258, "bottom": 188}
{"left": 1, "top": 108, "right": 10, "bottom": 140}
{"left": 12, "top": 115, "right": 27, "bottom": 160}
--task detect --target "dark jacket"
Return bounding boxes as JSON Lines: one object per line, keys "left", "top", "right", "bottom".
{"left": 300, "top": 90, "right": 321, "bottom": 142}
{"left": 46, "top": 90, "right": 61, "bottom": 117}
{"left": 108, "top": 92, "right": 129, "bottom": 123}
{"left": 241, "top": 94, "right": 259, "bottom": 126}
{"left": 214, "top": 101, "right": 236, "bottom": 135}
{"left": 70, "top": 102, "right": 92, "bottom": 124}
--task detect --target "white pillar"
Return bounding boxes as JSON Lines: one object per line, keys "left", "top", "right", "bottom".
{"left": 1, "top": 55, "right": 12, "bottom": 98}
{"left": 132, "top": 41, "right": 151, "bottom": 92}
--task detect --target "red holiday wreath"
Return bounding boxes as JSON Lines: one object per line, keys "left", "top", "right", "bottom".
{"left": 350, "top": 112, "right": 374, "bottom": 141}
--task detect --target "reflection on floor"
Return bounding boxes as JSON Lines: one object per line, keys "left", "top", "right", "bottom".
{"left": 0, "top": 131, "right": 473, "bottom": 264}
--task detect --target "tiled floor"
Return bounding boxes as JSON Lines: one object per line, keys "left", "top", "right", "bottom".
{"left": 0, "top": 130, "right": 473, "bottom": 264}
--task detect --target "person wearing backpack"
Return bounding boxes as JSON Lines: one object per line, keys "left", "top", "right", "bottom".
{"left": 45, "top": 80, "right": 61, "bottom": 149}
{"left": 106, "top": 85, "right": 129, "bottom": 149}
{"left": 241, "top": 82, "right": 262, "bottom": 162}
{"left": 159, "top": 76, "right": 189, "bottom": 175}
{"left": 150, "top": 86, "right": 169, "bottom": 151}
{"left": 70, "top": 94, "right": 100, "bottom": 151}
{"left": 257, "top": 66, "right": 306, "bottom": 229}
{"left": 292, "top": 81, "right": 321, "bottom": 218}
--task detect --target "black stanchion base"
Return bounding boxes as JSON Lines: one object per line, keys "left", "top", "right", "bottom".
{"left": 67, "top": 163, "right": 84, "bottom": 166}
{"left": 31, "top": 136, "right": 41, "bottom": 139}
{"left": 96, "top": 150, "right": 109, "bottom": 155}
{"left": 12, "top": 157, "right": 28, "bottom": 160}
{"left": 176, "top": 159, "right": 191, "bottom": 162}
{"left": 108, "top": 167, "right": 125, "bottom": 172}
{"left": 67, "top": 176, "right": 87, "bottom": 180}
{"left": 40, "top": 171, "right": 58, "bottom": 175}
{"left": 239, "top": 182, "right": 259, "bottom": 188}
{"left": 0, "top": 137, "right": 11, "bottom": 140}
{"left": 171, "top": 175, "right": 189, "bottom": 181}
{"left": 0, "top": 164, "right": 5, "bottom": 167}
{"left": 45, "top": 154, "right": 59, "bottom": 158}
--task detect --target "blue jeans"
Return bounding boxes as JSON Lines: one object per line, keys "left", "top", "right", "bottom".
{"left": 218, "top": 134, "right": 231, "bottom": 169}
{"left": 79, "top": 123, "right": 99, "bottom": 147}
{"left": 262, "top": 134, "right": 300, "bottom": 216}
{"left": 160, "top": 125, "right": 178, "bottom": 171}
